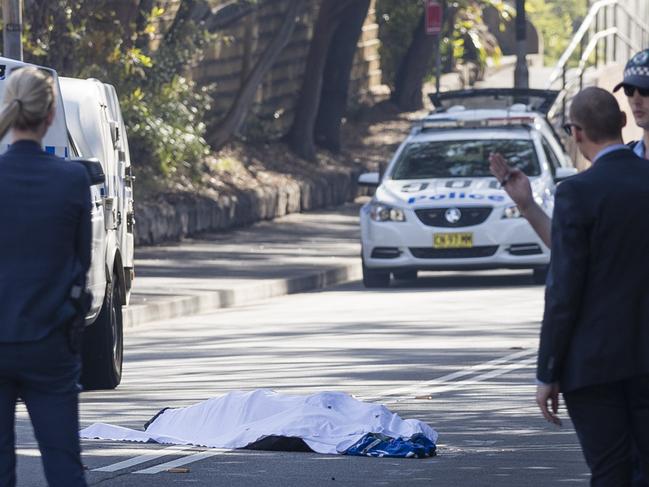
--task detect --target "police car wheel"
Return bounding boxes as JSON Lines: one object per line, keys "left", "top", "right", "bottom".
{"left": 392, "top": 270, "right": 418, "bottom": 281}
{"left": 362, "top": 260, "right": 390, "bottom": 288}
{"left": 532, "top": 266, "right": 549, "bottom": 285}
{"left": 81, "top": 274, "right": 124, "bottom": 390}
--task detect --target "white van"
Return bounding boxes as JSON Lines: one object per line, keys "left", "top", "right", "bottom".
{"left": 0, "top": 57, "right": 135, "bottom": 390}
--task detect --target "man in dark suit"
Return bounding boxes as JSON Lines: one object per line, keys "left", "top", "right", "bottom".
{"left": 0, "top": 67, "right": 90, "bottom": 486}
{"left": 494, "top": 87, "right": 649, "bottom": 485}
{"left": 491, "top": 51, "right": 649, "bottom": 485}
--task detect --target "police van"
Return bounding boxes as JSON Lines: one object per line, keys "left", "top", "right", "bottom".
{"left": 358, "top": 89, "right": 577, "bottom": 287}
{"left": 0, "top": 57, "right": 135, "bottom": 389}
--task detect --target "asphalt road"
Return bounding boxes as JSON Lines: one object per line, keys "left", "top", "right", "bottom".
{"left": 15, "top": 272, "right": 589, "bottom": 486}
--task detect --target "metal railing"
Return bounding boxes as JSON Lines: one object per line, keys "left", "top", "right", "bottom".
{"left": 547, "top": 27, "right": 637, "bottom": 121}
{"left": 545, "top": 0, "right": 649, "bottom": 123}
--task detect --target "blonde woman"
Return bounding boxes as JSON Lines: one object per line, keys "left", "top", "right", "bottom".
{"left": 0, "top": 67, "right": 89, "bottom": 486}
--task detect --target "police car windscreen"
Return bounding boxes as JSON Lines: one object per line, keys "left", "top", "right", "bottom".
{"left": 391, "top": 139, "right": 540, "bottom": 179}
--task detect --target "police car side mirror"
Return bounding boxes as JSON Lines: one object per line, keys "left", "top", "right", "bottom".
{"left": 358, "top": 172, "right": 380, "bottom": 187}
{"left": 554, "top": 167, "right": 578, "bottom": 183}
{"left": 74, "top": 158, "right": 106, "bottom": 186}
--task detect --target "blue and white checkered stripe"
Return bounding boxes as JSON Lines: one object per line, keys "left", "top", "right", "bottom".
{"left": 624, "top": 66, "right": 649, "bottom": 77}
{"left": 1, "top": 144, "right": 69, "bottom": 158}
{"left": 44, "top": 145, "right": 69, "bottom": 158}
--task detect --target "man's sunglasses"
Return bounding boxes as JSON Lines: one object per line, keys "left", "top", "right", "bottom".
{"left": 562, "top": 122, "right": 582, "bottom": 136}
{"left": 623, "top": 85, "right": 649, "bottom": 97}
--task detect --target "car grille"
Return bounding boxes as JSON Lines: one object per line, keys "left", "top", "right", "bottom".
{"left": 409, "top": 246, "right": 499, "bottom": 259}
{"left": 415, "top": 207, "right": 493, "bottom": 228}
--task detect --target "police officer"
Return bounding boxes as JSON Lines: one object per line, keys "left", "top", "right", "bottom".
{"left": 0, "top": 67, "right": 90, "bottom": 486}
{"left": 613, "top": 48, "right": 649, "bottom": 159}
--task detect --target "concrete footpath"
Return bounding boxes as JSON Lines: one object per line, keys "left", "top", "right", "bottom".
{"left": 125, "top": 202, "right": 363, "bottom": 329}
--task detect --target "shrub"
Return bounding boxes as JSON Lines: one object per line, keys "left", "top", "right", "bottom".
{"left": 527, "top": 0, "right": 587, "bottom": 66}
{"left": 16, "top": 0, "right": 213, "bottom": 181}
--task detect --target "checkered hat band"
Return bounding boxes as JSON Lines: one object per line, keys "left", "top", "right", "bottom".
{"left": 625, "top": 66, "right": 649, "bottom": 77}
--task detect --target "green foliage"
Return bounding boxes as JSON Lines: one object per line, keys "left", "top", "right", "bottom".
{"left": 18, "top": 0, "right": 214, "bottom": 180}
{"left": 527, "top": 0, "right": 587, "bottom": 65}
{"left": 124, "top": 76, "right": 211, "bottom": 178}
{"left": 376, "top": 0, "right": 507, "bottom": 88}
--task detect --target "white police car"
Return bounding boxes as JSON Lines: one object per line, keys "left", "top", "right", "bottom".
{"left": 359, "top": 89, "right": 577, "bottom": 287}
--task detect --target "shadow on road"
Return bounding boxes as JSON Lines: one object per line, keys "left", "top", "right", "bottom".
{"left": 399, "top": 271, "right": 537, "bottom": 289}
{"left": 335, "top": 270, "right": 539, "bottom": 294}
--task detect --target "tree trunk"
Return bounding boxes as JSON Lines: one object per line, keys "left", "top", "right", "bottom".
{"left": 112, "top": 0, "right": 140, "bottom": 49}
{"left": 390, "top": 13, "right": 437, "bottom": 112}
{"left": 287, "top": 0, "right": 355, "bottom": 161}
{"left": 314, "top": 0, "right": 370, "bottom": 153}
{"left": 134, "top": 0, "right": 155, "bottom": 50}
{"left": 209, "top": 0, "right": 301, "bottom": 149}
{"left": 163, "top": 0, "right": 199, "bottom": 44}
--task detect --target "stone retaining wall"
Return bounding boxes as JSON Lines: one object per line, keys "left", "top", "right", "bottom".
{"left": 135, "top": 164, "right": 363, "bottom": 245}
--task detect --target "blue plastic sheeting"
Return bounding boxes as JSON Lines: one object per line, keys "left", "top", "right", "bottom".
{"left": 344, "top": 432, "right": 437, "bottom": 459}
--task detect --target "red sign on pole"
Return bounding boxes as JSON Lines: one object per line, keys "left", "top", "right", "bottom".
{"left": 425, "top": 0, "right": 443, "bottom": 35}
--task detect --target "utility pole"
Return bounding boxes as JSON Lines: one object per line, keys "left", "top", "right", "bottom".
{"left": 514, "top": 0, "right": 528, "bottom": 89}
{"left": 2, "top": 0, "right": 23, "bottom": 61}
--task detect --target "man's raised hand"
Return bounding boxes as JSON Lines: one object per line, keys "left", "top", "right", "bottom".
{"left": 488, "top": 153, "right": 535, "bottom": 214}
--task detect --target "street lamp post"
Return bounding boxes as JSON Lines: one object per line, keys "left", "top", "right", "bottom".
{"left": 514, "top": 0, "right": 528, "bottom": 89}
{"left": 2, "top": 0, "right": 23, "bottom": 61}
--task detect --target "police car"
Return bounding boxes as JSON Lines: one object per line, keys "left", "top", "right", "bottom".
{"left": 359, "top": 89, "right": 577, "bottom": 287}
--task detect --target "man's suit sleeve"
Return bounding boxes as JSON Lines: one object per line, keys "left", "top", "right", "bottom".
{"left": 537, "top": 181, "right": 589, "bottom": 384}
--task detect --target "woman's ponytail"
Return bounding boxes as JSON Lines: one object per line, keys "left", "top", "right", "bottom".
{"left": 0, "top": 99, "right": 22, "bottom": 141}
{"left": 0, "top": 67, "right": 55, "bottom": 141}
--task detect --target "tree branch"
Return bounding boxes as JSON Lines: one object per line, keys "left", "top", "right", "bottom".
{"left": 209, "top": 0, "right": 302, "bottom": 149}
{"left": 204, "top": 0, "right": 259, "bottom": 32}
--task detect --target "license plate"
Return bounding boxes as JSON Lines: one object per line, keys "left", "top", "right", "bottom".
{"left": 433, "top": 232, "right": 473, "bottom": 248}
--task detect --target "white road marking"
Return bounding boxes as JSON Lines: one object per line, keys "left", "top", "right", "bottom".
{"left": 92, "top": 445, "right": 195, "bottom": 472}
{"left": 365, "top": 348, "right": 536, "bottom": 402}
{"left": 134, "top": 449, "right": 230, "bottom": 474}
{"left": 419, "top": 356, "right": 538, "bottom": 396}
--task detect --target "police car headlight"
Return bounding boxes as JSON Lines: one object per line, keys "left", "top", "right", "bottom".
{"left": 370, "top": 203, "right": 406, "bottom": 222}
{"left": 502, "top": 205, "right": 522, "bottom": 219}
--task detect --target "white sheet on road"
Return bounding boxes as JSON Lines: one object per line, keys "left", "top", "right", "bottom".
{"left": 80, "top": 389, "right": 438, "bottom": 454}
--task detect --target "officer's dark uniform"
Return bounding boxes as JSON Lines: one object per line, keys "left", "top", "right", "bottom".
{"left": 0, "top": 140, "right": 91, "bottom": 486}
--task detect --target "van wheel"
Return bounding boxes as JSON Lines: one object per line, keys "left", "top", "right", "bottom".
{"left": 81, "top": 275, "right": 123, "bottom": 390}
{"left": 362, "top": 259, "right": 390, "bottom": 288}
{"left": 532, "top": 266, "right": 549, "bottom": 285}
{"left": 393, "top": 270, "right": 418, "bottom": 281}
